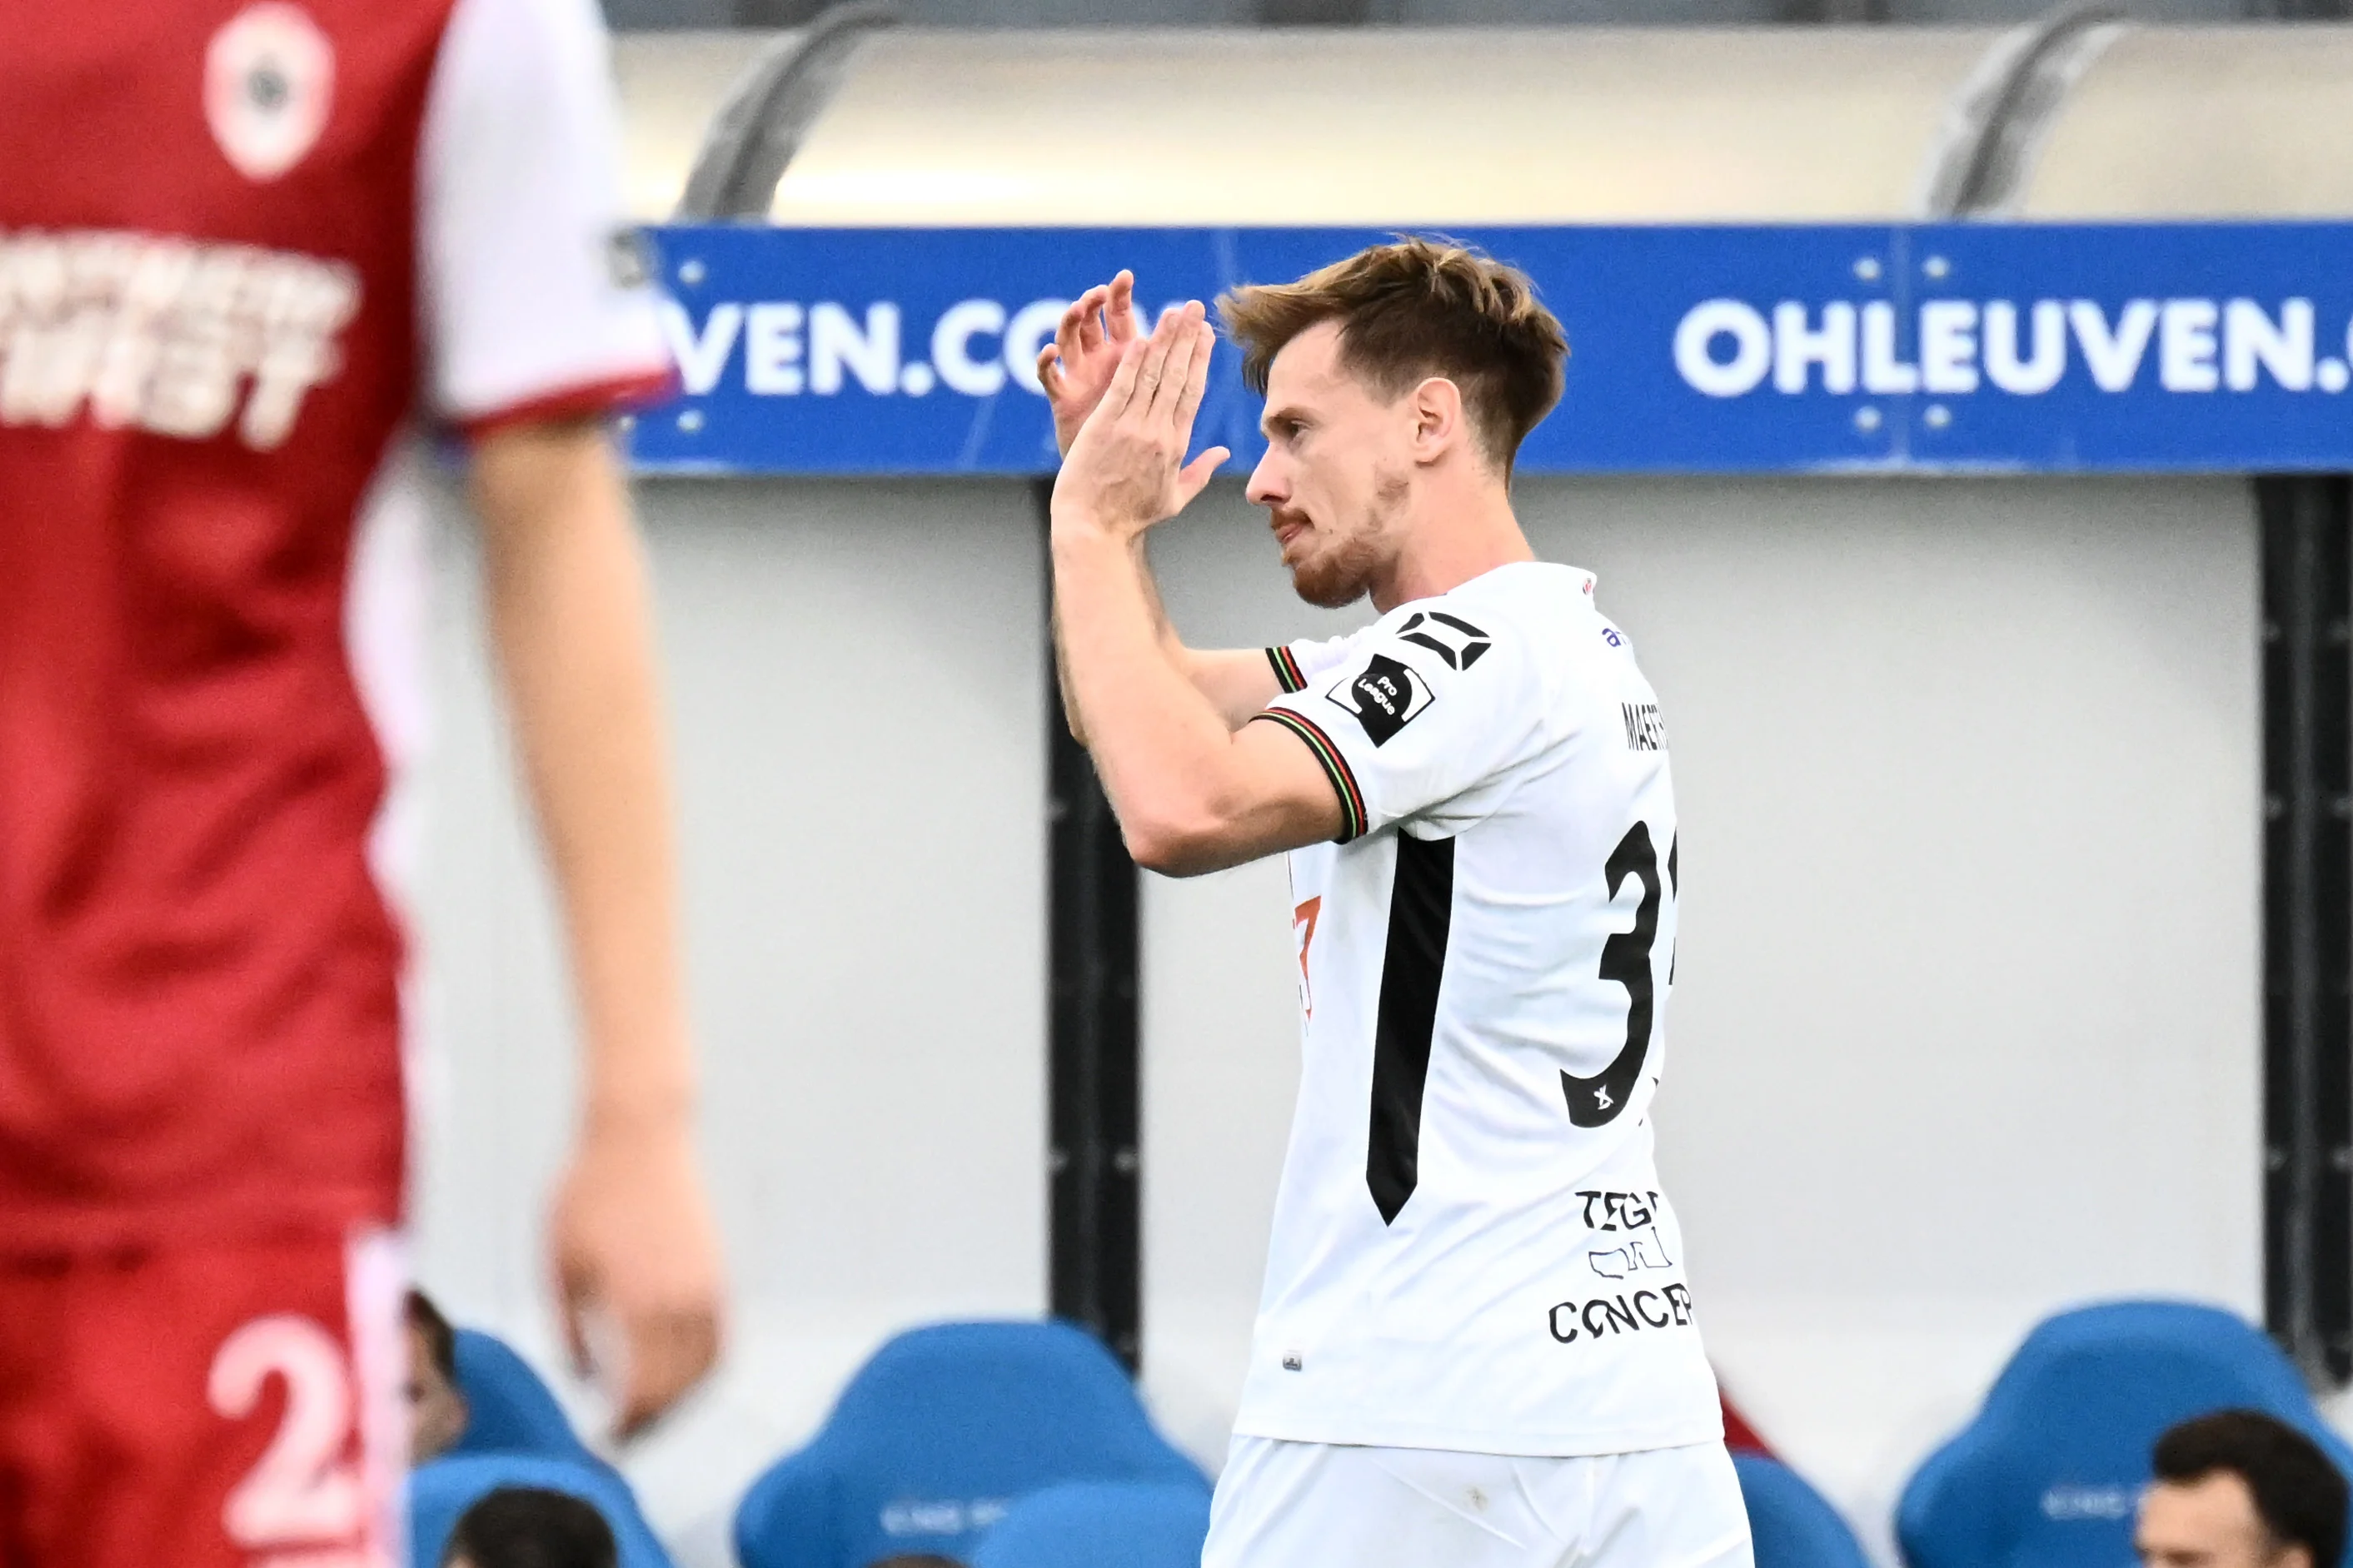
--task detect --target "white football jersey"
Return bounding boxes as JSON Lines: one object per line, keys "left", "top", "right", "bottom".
{"left": 1237, "top": 560, "right": 1723, "bottom": 1456}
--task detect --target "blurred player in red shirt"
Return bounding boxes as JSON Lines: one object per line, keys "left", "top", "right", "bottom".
{"left": 0, "top": 0, "right": 725, "bottom": 1561}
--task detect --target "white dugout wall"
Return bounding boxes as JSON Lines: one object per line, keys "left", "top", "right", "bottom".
{"left": 408, "top": 466, "right": 2259, "bottom": 1567}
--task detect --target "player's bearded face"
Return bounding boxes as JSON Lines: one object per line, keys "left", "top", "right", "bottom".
{"left": 1273, "top": 473, "right": 1403, "bottom": 609}
{"left": 1252, "top": 327, "right": 1411, "bottom": 610}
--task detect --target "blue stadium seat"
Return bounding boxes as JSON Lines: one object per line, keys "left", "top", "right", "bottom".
{"left": 411, "top": 1453, "right": 675, "bottom": 1568}
{"left": 1897, "top": 1300, "right": 2353, "bottom": 1568}
{"left": 970, "top": 1481, "right": 1211, "bottom": 1568}
{"left": 448, "top": 1328, "right": 599, "bottom": 1466}
{"left": 731, "top": 1321, "right": 1209, "bottom": 1568}
{"left": 1732, "top": 1452, "right": 1870, "bottom": 1568}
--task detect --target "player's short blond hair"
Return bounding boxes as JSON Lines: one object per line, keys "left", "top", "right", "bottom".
{"left": 1217, "top": 236, "right": 1568, "bottom": 475}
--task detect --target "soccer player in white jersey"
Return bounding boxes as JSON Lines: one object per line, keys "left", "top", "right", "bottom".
{"left": 1041, "top": 242, "right": 1752, "bottom": 1568}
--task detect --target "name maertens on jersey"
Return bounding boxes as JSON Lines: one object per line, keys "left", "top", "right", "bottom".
{"left": 0, "top": 228, "right": 359, "bottom": 451}
{"left": 1622, "top": 702, "right": 1668, "bottom": 752}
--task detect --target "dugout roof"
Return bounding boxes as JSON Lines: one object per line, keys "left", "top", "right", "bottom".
{"left": 612, "top": 22, "right": 2353, "bottom": 226}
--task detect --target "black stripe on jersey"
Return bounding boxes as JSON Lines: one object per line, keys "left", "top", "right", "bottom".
{"left": 1366, "top": 832, "right": 1457, "bottom": 1226}
{"left": 1667, "top": 834, "right": 1678, "bottom": 985}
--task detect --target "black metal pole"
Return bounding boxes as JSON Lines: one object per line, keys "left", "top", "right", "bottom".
{"left": 1039, "top": 479, "right": 1144, "bottom": 1372}
{"left": 2260, "top": 475, "right": 2353, "bottom": 1386}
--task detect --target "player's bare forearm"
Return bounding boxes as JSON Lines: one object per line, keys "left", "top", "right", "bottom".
{"left": 1181, "top": 645, "right": 1285, "bottom": 730}
{"left": 471, "top": 417, "right": 725, "bottom": 1436}
{"left": 1053, "top": 598, "right": 1086, "bottom": 745}
{"left": 472, "top": 421, "right": 694, "bottom": 1129}
{"left": 1054, "top": 539, "right": 1162, "bottom": 747}
{"left": 1054, "top": 542, "right": 1279, "bottom": 744}
{"left": 1051, "top": 528, "right": 1338, "bottom": 874}
{"left": 1130, "top": 539, "right": 1286, "bottom": 725}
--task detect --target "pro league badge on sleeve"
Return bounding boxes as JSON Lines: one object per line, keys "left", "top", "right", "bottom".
{"left": 1328, "top": 654, "right": 1434, "bottom": 746}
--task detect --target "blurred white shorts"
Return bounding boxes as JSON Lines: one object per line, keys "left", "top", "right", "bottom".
{"left": 1201, "top": 1436, "right": 1755, "bottom": 1568}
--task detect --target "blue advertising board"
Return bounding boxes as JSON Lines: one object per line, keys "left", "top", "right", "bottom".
{"left": 631, "top": 222, "right": 2353, "bottom": 476}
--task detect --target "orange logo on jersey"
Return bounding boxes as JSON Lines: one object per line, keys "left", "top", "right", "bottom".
{"left": 1292, "top": 896, "right": 1322, "bottom": 1019}
{"left": 206, "top": 3, "right": 336, "bottom": 183}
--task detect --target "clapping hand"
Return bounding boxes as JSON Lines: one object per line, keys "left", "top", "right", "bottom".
{"left": 1051, "top": 300, "right": 1229, "bottom": 544}
{"left": 1038, "top": 271, "right": 1143, "bottom": 457}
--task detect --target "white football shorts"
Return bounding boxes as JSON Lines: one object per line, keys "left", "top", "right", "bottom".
{"left": 1201, "top": 1436, "right": 1755, "bottom": 1568}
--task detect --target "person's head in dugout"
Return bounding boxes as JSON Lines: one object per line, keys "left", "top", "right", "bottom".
{"left": 406, "top": 1287, "right": 471, "bottom": 1465}
{"left": 442, "top": 1487, "right": 616, "bottom": 1568}
{"left": 2136, "top": 1410, "right": 2349, "bottom": 1568}
{"left": 1217, "top": 236, "right": 1567, "bottom": 614}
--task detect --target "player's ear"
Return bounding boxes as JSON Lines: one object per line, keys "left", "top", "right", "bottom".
{"left": 1408, "top": 376, "right": 1465, "bottom": 466}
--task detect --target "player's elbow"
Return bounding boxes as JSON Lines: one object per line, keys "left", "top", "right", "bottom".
{"left": 1120, "top": 808, "right": 1233, "bottom": 879}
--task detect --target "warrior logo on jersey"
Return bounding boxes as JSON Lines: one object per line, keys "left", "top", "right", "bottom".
{"left": 206, "top": 3, "right": 336, "bottom": 183}
{"left": 1328, "top": 653, "right": 1434, "bottom": 746}
{"left": 1396, "top": 610, "right": 1491, "bottom": 670}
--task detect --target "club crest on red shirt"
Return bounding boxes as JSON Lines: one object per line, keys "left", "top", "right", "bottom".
{"left": 204, "top": 2, "right": 335, "bottom": 182}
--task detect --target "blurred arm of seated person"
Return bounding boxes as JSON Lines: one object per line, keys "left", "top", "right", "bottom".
{"left": 1038, "top": 271, "right": 1280, "bottom": 744}
{"left": 2136, "top": 1411, "right": 2348, "bottom": 1568}
{"left": 444, "top": 1487, "right": 616, "bottom": 1568}
{"left": 408, "top": 1289, "right": 471, "bottom": 1466}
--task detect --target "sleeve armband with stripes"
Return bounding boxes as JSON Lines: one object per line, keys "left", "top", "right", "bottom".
{"left": 1266, "top": 645, "right": 1308, "bottom": 694}
{"left": 1252, "top": 709, "right": 1368, "bottom": 843}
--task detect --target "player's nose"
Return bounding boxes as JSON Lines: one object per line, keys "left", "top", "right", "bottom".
{"left": 1245, "top": 448, "right": 1285, "bottom": 505}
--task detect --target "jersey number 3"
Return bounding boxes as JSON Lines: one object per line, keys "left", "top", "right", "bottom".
{"left": 1561, "top": 822, "right": 1673, "bottom": 1127}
